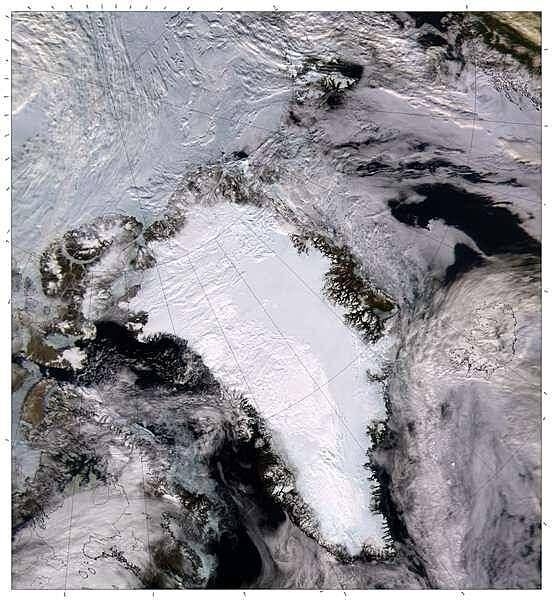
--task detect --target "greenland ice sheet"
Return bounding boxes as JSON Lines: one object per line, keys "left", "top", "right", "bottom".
{"left": 11, "top": 9, "right": 541, "bottom": 589}
{"left": 129, "top": 202, "right": 392, "bottom": 554}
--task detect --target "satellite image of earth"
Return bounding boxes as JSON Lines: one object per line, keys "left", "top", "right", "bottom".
{"left": 10, "top": 10, "right": 541, "bottom": 590}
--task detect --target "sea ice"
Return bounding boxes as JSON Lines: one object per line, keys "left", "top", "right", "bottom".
{"left": 129, "top": 202, "right": 393, "bottom": 553}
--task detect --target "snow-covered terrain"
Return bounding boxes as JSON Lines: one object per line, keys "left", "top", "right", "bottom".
{"left": 11, "top": 10, "right": 541, "bottom": 590}
{"left": 128, "top": 202, "right": 392, "bottom": 554}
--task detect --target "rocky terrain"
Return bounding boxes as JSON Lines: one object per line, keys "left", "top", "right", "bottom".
{"left": 11, "top": 11, "right": 541, "bottom": 589}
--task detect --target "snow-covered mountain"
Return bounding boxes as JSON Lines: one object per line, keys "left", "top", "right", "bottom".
{"left": 11, "top": 11, "right": 541, "bottom": 589}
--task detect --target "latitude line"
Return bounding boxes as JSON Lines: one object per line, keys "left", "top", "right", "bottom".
{"left": 63, "top": 477, "right": 78, "bottom": 591}
{"left": 266, "top": 355, "right": 365, "bottom": 420}
{"left": 438, "top": 442, "right": 538, "bottom": 589}
{"left": 13, "top": 61, "right": 291, "bottom": 135}
{"left": 427, "top": 230, "right": 451, "bottom": 270}
{"left": 126, "top": 13, "right": 177, "bottom": 70}
{"left": 363, "top": 106, "right": 539, "bottom": 128}
{"left": 215, "top": 202, "right": 393, "bottom": 347}
{"left": 90, "top": 19, "right": 194, "bottom": 371}
{"left": 374, "top": 45, "right": 538, "bottom": 589}
{"left": 12, "top": 60, "right": 541, "bottom": 129}
{"left": 10, "top": 214, "right": 241, "bottom": 277}
{"left": 8, "top": 3, "right": 540, "bottom": 576}
{"left": 284, "top": 148, "right": 542, "bottom": 208}
{"left": 62, "top": 391, "right": 84, "bottom": 592}
{"left": 283, "top": 170, "right": 462, "bottom": 252}
{"left": 11, "top": 61, "right": 131, "bottom": 285}
{"left": 390, "top": 299, "right": 537, "bottom": 585}
{"left": 11, "top": 271, "right": 96, "bottom": 452}
{"left": 10, "top": 46, "right": 541, "bottom": 287}
{"left": 415, "top": 53, "right": 478, "bottom": 303}
{"left": 85, "top": 382, "right": 151, "bottom": 577}
{"left": 172, "top": 212, "right": 382, "bottom": 559}
{"left": 33, "top": 46, "right": 94, "bottom": 274}
{"left": 439, "top": 307, "right": 540, "bottom": 491}
{"left": 154, "top": 210, "right": 369, "bottom": 422}
{"left": 10, "top": 17, "right": 542, "bottom": 294}
{"left": 10, "top": 17, "right": 541, "bottom": 590}
{"left": 155, "top": 266, "right": 177, "bottom": 337}
{"left": 422, "top": 47, "right": 479, "bottom": 274}
{"left": 214, "top": 237, "right": 367, "bottom": 451}
{"left": 185, "top": 255, "right": 261, "bottom": 414}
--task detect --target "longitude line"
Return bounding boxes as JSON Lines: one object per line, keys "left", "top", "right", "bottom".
{"left": 12, "top": 61, "right": 540, "bottom": 129}
{"left": 186, "top": 255, "right": 261, "bottom": 413}
{"left": 214, "top": 237, "right": 366, "bottom": 451}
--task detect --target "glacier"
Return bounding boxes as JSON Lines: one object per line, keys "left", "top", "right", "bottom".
{"left": 11, "top": 10, "right": 541, "bottom": 590}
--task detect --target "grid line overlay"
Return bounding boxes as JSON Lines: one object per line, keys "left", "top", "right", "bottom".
{"left": 8, "top": 10, "right": 542, "bottom": 592}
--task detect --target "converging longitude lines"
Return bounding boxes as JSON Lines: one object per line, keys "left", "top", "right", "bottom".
{"left": 185, "top": 254, "right": 262, "bottom": 414}
{"left": 214, "top": 236, "right": 366, "bottom": 451}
